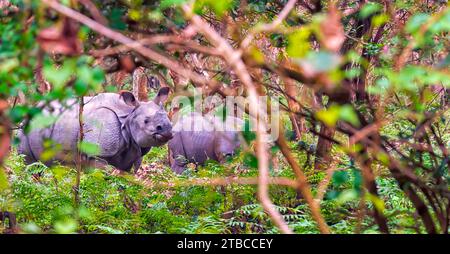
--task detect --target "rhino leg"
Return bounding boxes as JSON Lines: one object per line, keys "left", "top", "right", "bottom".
{"left": 17, "top": 130, "right": 40, "bottom": 164}
{"left": 132, "top": 147, "right": 151, "bottom": 172}
{"left": 168, "top": 134, "right": 188, "bottom": 174}
{"left": 169, "top": 150, "right": 187, "bottom": 174}
{"left": 171, "top": 160, "right": 186, "bottom": 174}
{"left": 86, "top": 157, "right": 111, "bottom": 170}
{"left": 132, "top": 157, "right": 142, "bottom": 173}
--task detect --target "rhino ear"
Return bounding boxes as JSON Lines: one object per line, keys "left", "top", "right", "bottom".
{"left": 153, "top": 87, "right": 170, "bottom": 106}
{"left": 119, "top": 91, "right": 139, "bottom": 107}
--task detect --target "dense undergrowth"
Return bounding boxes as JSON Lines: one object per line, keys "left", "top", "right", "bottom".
{"left": 0, "top": 136, "right": 421, "bottom": 234}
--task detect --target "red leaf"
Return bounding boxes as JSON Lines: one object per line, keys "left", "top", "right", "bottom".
{"left": 319, "top": 4, "right": 345, "bottom": 52}
{"left": 37, "top": 18, "right": 83, "bottom": 56}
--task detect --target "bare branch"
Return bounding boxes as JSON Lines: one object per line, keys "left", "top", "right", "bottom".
{"left": 241, "top": 0, "right": 298, "bottom": 49}
{"left": 41, "top": 0, "right": 233, "bottom": 97}
{"left": 183, "top": 4, "right": 294, "bottom": 234}
{"left": 78, "top": 0, "right": 108, "bottom": 25}
{"left": 276, "top": 131, "right": 331, "bottom": 234}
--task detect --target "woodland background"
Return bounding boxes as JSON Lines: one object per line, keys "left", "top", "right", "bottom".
{"left": 0, "top": 0, "right": 449, "bottom": 234}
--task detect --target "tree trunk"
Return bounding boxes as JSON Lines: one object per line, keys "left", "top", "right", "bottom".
{"left": 132, "top": 67, "right": 149, "bottom": 102}
{"left": 283, "top": 75, "right": 303, "bottom": 140}
{"left": 357, "top": 150, "right": 390, "bottom": 233}
{"left": 314, "top": 124, "right": 336, "bottom": 171}
{"left": 36, "top": 49, "right": 51, "bottom": 94}
{"left": 114, "top": 70, "right": 129, "bottom": 90}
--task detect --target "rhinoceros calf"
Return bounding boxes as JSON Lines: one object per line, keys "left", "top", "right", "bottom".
{"left": 17, "top": 88, "right": 172, "bottom": 171}
{"left": 168, "top": 113, "right": 243, "bottom": 174}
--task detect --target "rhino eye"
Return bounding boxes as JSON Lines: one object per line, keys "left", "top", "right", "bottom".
{"left": 144, "top": 119, "right": 149, "bottom": 124}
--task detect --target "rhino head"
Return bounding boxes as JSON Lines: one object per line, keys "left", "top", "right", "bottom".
{"left": 206, "top": 115, "right": 243, "bottom": 163}
{"left": 214, "top": 131, "right": 241, "bottom": 162}
{"left": 120, "top": 87, "right": 173, "bottom": 148}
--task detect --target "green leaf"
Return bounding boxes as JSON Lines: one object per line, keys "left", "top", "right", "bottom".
{"left": 242, "top": 119, "right": 256, "bottom": 143}
{"left": 0, "top": 58, "right": 19, "bottom": 73}
{"left": 109, "top": 8, "right": 127, "bottom": 30}
{"left": 359, "top": 2, "right": 382, "bottom": 18}
{"left": 287, "top": 27, "right": 311, "bottom": 58}
{"left": 74, "top": 79, "right": 89, "bottom": 96}
{"left": 161, "top": 0, "right": 188, "bottom": 9}
{"left": 332, "top": 170, "right": 349, "bottom": 186}
{"left": 368, "top": 78, "right": 390, "bottom": 94}
{"left": 148, "top": 9, "right": 164, "bottom": 21}
{"left": 316, "top": 104, "right": 360, "bottom": 127}
{"left": 21, "top": 222, "right": 42, "bottom": 234}
{"left": 78, "top": 206, "right": 92, "bottom": 220}
{"left": 366, "top": 193, "right": 386, "bottom": 213}
{"left": 43, "top": 60, "right": 76, "bottom": 89}
{"left": 8, "top": 105, "right": 29, "bottom": 123}
{"left": 325, "top": 190, "right": 340, "bottom": 200}
{"left": 249, "top": 46, "right": 265, "bottom": 64}
{"left": 429, "top": 10, "right": 450, "bottom": 34}
{"left": 351, "top": 168, "right": 363, "bottom": 193}
{"left": 375, "top": 152, "right": 390, "bottom": 166}
{"left": 316, "top": 105, "right": 341, "bottom": 127}
{"left": 54, "top": 219, "right": 78, "bottom": 234}
{"left": 293, "top": 51, "right": 342, "bottom": 74}
{"left": 372, "top": 14, "right": 389, "bottom": 27}
{"left": 92, "top": 67, "right": 105, "bottom": 84}
{"left": 128, "top": 9, "right": 142, "bottom": 21}
{"left": 105, "top": 85, "right": 118, "bottom": 93}
{"left": 194, "top": 0, "right": 234, "bottom": 18}
{"left": 243, "top": 153, "right": 258, "bottom": 169}
{"left": 344, "top": 67, "right": 361, "bottom": 79}
{"left": 0, "top": 167, "right": 9, "bottom": 191}
{"left": 339, "top": 105, "right": 360, "bottom": 127}
{"left": 78, "top": 141, "right": 101, "bottom": 156}
{"left": 77, "top": 65, "right": 93, "bottom": 85}
{"left": 336, "top": 189, "right": 358, "bottom": 204}
{"left": 51, "top": 166, "right": 70, "bottom": 182}
{"left": 40, "top": 140, "right": 62, "bottom": 161}
{"left": 29, "top": 114, "right": 58, "bottom": 131}
{"left": 75, "top": 66, "right": 104, "bottom": 94}
{"left": 405, "top": 13, "right": 430, "bottom": 34}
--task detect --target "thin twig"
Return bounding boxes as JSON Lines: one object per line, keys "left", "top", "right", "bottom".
{"left": 276, "top": 130, "right": 331, "bottom": 234}
{"left": 241, "top": 0, "right": 298, "bottom": 49}
{"left": 41, "top": 0, "right": 233, "bottom": 97}
{"left": 74, "top": 96, "right": 83, "bottom": 207}
{"left": 315, "top": 159, "right": 339, "bottom": 201}
{"left": 395, "top": 8, "right": 447, "bottom": 70}
{"left": 78, "top": 0, "right": 108, "bottom": 25}
{"left": 183, "top": 4, "right": 294, "bottom": 234}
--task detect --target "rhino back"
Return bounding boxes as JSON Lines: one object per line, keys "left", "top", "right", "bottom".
{"left": 170, "top": 130, "right": 217, "bottom": 164}
{"left": 17, "top": 93, "right": 132, "bottom": 164}
{"left": 169, "top": 113, "right": 218, "bottom": 166}
{"left": 83, "top": 93, "right": 134, "bottom": 118}
{"left": 83, "top": 107, "right": 126, "bottom": 157}
{"left": 17, "top": 102, "right": 80, "bottom": 164}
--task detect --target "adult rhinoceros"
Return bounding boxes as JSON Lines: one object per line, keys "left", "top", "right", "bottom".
{"left": 17, "top": 88, "right": 173, "bottom": 171}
